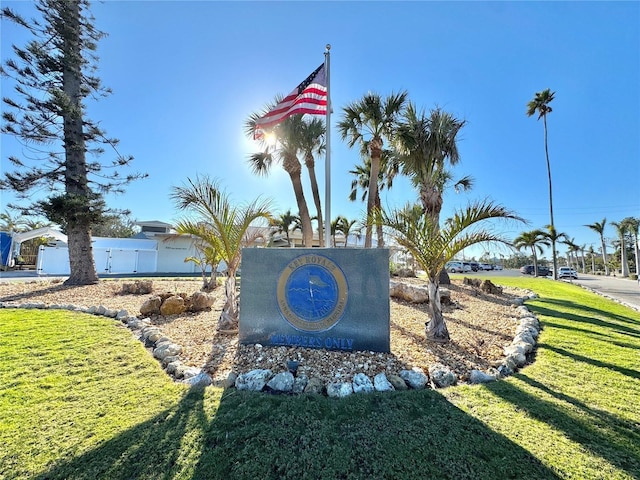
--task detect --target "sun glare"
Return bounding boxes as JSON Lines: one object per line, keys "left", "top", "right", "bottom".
{"left": 264, "top": 131, "right": 277, "bottom": 147}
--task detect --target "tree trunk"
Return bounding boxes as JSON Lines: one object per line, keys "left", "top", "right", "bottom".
{"left": 305, "top": 153, "right": 324, "bottom": 247}
{"left": 531, "top": 247, "right": 539, "bottom": 276}
{"left": 425, "top": 277, "right": 449, "bottom": 342}
{"left": 375, "top": 191, "right": 384, "bottom": 248}
{"left": 62, "top": 1, "right": 98, "bottom": 286}
{"left": 218, "top": 270, "right": 239, "bottom": 331}
{"left": 620, "top": 236, "right": 629, "bottom": 277}
{"left": 600, "top": 235, "right": 609, "bottom": 275}
{"left": 283, "top": 154, "right": 313, "bottom": 247}
{"left": 365, "top": 139, "right": 383, "bottom": 248}
{"left": 65, "top": 223, "right": 98, "bottom": 285}
{"left": 542, "top": 114, "right": 557, "bottom": 280}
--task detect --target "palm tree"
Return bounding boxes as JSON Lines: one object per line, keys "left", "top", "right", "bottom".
{"left": 562, "top": 237, "right": 581, "bottom": 271}
{"left": 270, "top": 209, "right": 297, "bottom": 246}
{"left": 527, "top": 89, "right": 558, "bottom": 278}
{"left": 585, "top": 218, "right": 609, "bottom": 275}
{"left": 395, "top": 104, "right": 471, "bottom": 222}
{"left": 171, "top": 175, "right": 272, "bottom": 331}
{"left": 245, "top": 104, "right": 314, "bottom": 247}
{"left": 298, "top": 118, "right": 326, "bottom": 246}
{"left": 622, "top": 217, "right": 639, "bottom": 276}
{"left": 337, "top": 217, "right": 358, "bottom": 247}
{"left": 513, "top": 229, "right": 550, "bottom": 276}
{"left": 348, "top": 148, "right": 400, "bottom": 247}
{"left": 338, "top": 91, "right": 408, "bottom": 248}
{"left": 378, "top": 200, "right": 524, "bottom": 342}
{"left": 541, "top": 225, "right": 569, "bottom": 274}
{"left": 0, "top": 209, "right": 26, "bottom": 232}
{"left": 611, "top": 220, "right": 629, "bottom": 277}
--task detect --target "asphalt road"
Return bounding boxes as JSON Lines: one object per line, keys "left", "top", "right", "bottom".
{"left": 2, "top": 268, "right": 639, "bottom": 312}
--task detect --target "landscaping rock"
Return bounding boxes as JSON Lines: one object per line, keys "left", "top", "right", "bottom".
{"left": 121, "top": 280, "right": 153, "bottom": 295}
{"left": 160, "top": 295, "right": 186, "bottom": 316}
{"left": 267, "top": 372, "right": 295, "bottom": 393}
{"left": 183, "top": 372, "right": 212, "bottom": 387}
{"left": 373, "top": 373, "right": 395, "bottom": 392}
{"left": 187, "top": 291, "right": 215, "bottom": 312}
{"left": 469, "top": 370, "right": 497, "bottom": 384}
{"left": 292, "top": 374, "right": 309, "bottom": 394}
{"left": 400, "top": 368, "right": 428, "bottom": 389}
{"left": 140, "top": 296, "right": 162, "bottom": 316}
{"left": 304, "top": 377, "right": 324, "bottom": 395}
{"left": 153, "top": 343, "right": 182, "bottom": 361}
{"left": 387, "top": 374, "right": 408, "bottom": 391}
{"left": 352, "top": 373, "right": 374, "bottom": 393}
{"left": 235, "top": 369, "right": 273, "bottom": 392}
{"left": 326, "top": 382, "right": 353, "bottom": 398}
{"left": 428, "top": 364, "right": 457, "bottom": 388}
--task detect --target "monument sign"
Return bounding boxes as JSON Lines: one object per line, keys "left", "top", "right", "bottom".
{"left": 239, "top": 248, "right": 390, "bottom": 353}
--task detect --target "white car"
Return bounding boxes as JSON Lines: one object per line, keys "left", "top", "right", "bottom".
{"left": 493, "top": 264, "right": 503, "bottom": 270}
{"left": 445, "top": 261, "right": 465, "bottom": 273}
{"left": 558, "top": 267, "right": 578, "bottom": 279}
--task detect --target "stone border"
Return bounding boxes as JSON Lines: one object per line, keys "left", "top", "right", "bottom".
{"left": 0, "top": 288, "right": 542, "bottom": 396}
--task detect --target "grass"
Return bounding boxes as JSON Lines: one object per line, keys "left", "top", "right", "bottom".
{"left": 1, "top": 277, "right": 639, "bottom": 479}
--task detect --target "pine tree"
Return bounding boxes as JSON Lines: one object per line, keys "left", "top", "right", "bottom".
{"left": 1, "top": 0, "right": 146, "bottom": 285}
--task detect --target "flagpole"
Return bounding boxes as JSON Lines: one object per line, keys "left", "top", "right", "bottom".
{"left": 324, "top": 44, "right": 331, "bottom": 249}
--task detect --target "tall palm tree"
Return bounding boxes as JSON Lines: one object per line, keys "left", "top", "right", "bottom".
{"left": 338, "top": 91, "right": 408, "bottom": 248}
{"left": 527, "top": 89, "right": 557, "bottom": 278}
{"left": 611, "top": 221, "right": 629, "bottom": 277}
{"left": 513, "top": 229, "right": 550, "bottom": 276}
{"left": 395, "top": 104, "right": 471, "bottom": 222}
{"left": 585, "top": 218, "right": 609, "bottom": 275}
{"left": 378, "top": 200, "right": 524, "bottom": 342}
{"left": 245, "top": 104, "right": 314, "bottom": 247}
{"left": 298, "top": 118, "right": 326, "bottom": 246}
{"left": 541, "top": 225, "right": 569, "bottom": 274}
{"left": 562, "top": 237, "right": 581, "bottom": 271}
{"left": 622, "top": 217, "right": 639, "bottom": 276}
{"left": 348, "top": 148, "right": 400, "bottom": 247}
{"left": 171, "top": 176, "right": 272, "bottom": 331}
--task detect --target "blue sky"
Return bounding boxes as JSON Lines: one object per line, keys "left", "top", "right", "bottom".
{"left": 2, "top": 1, "right": 639, "bottom": 260}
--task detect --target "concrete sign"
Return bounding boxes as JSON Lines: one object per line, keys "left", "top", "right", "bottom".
{"left": 239, "top": 248, "right": 390, "bottom": 353}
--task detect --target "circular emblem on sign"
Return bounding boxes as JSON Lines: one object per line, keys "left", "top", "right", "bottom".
{"left": 277, "top": 254, "right": 348, "bottom": 332}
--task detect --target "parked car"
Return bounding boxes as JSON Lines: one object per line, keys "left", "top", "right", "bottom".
{"left": 558, "top": 267, "right": 578, "bottom": 279}
{"left": 445, "top": 261, "right": 465, "bottom": 273}
{"left": 480, "top": 263, "right": 493, "bottom": 271}
{"left": 462, "top": 262, "right": 473, "bottom": 272}
{"left": 493, "top": 264, "right": 503, "bottom": 270}
{"left": 468, "top": 261, "right": 480, "bottom": 272}
{"left": 520, "top": 265, "right": 550, "bottom": 276}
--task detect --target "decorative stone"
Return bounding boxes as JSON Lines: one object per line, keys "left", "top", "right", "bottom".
{"left": 510, "top": 298, "right": 524, "bottom": 306}
{"left": 326, "top": 382, "right": 353, "bottom": 398}
{"left": 181, "top": 367, "right": 201, "bottom": 379}
{"left": 121, "top": 280, "right": 153, "bottom": 295}
{"left": 469, "top": 370, "right": 497, "bottom": 384}
{"left": 389, "top": 281, "right": 429, "bottom": 303}
{"left": 183, "top": 372, "right": 212, "bottom": 387}
{"left": 116, "top": 309, "right": 129, "bottom": 320}
{"left": 292, "top": 374, "right": 309, "bottom": 394}
{"left": 373, "top": 373, "right": 395, "bottom": 392}
{"left": 428, "top": 364, "right": 457, "bottom": 388}
{"left": 235, "top": 369, "right": 273, "bottom": 392}
{"left": 140, "top": 296, "right": 162, "bottom": 316}
{"left": 480, "top": 279, "right": 502, "bottom": 295}
{"left": 304, "top": 377, "right": 324, "bottom": 395}
{"left": 166, "top": 361, "right": 181, "bottom": 375}
{"left": 387, "top": 374, "right": 408, "bottom": 391}
{"left": 162, "top": 355, "right": 180, "bottom": 367}
{"left": 352, "top": 373, "right": 374, "bottom": 393}
{"left": 266, "top": 372, "right": 295, "bottom": 393}
{"left": 153, "top": 343, "right": 182, "bottom": 360}
{"left": 160, "top": 295, "right": 186, "bottom": 316}
{"left": 400, "top": 368, "right": 428, "bottom": 389}
{"left": 187, "top": 291, "right": 215, "bottom": 312}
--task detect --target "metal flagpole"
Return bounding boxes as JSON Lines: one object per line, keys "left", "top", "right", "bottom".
{"left": 324, "top": 44, "right": 331, "bottom": 249}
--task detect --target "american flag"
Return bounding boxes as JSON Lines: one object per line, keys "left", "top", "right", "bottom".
{"left": 254, "top": 64, "right": 327, "bottom": 139}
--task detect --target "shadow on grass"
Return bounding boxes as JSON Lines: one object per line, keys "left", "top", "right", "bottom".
{"left": 531, "top": 298, "right": 640, "bottom": 329}
{"left": 35, "top": 388, "right": 560, "bottom": 480}
{"left": 541, "top": 344, "right": 640, "bottom": 380}
{"left": 529, "top": 303, "right": 640, "bottom": 339}
{"left": 484, "top": 377, "right": 640, "bottom": 477}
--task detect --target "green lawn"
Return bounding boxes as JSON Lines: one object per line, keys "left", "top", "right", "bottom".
{"left": 1, "top": 277, "right": 639, "bottom": 479}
